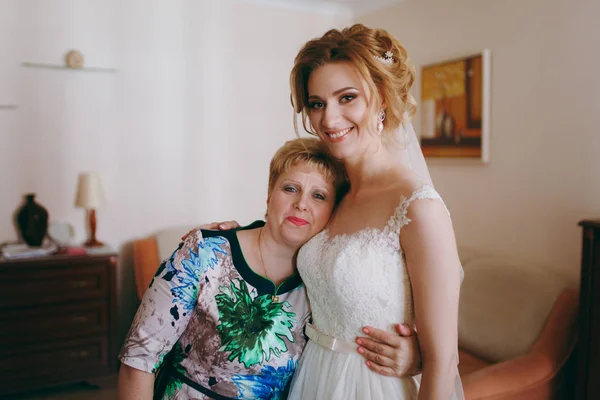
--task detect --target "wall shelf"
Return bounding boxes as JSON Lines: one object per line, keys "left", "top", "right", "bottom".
{"left": 0, "top": 105, "right": 18, "bottom": 110}
{"left": 21, "top": 62, "right": 118, "bottom": 73}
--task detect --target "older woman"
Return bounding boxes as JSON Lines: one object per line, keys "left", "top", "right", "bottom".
{"left": 118, "top": 137, "right": 418, "bottom": 399}
{"left": 118, "top": 138, "right": 345, "bottom": 399}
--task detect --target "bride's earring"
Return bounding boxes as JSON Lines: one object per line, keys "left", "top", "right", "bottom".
{"left": 377, "top": 110, "right": 385, "bottom": 133}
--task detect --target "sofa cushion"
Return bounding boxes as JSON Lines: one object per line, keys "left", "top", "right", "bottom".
{"left": 458, "top": 348, "right": 491, "bottom": 376}
{"left": 457, "top": 246, "right": 481, "bottom": 266}
{"left": 458, "top": 257, "right": 570, "bottom": 363}
{"left": 155, "top": 225, "right": 200, "bottom": 261}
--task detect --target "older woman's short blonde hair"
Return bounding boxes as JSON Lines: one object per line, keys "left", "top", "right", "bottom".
{"left": 268, "top": 137, "right": 348, "bottom": 204}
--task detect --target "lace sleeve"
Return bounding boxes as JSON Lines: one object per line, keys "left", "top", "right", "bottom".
{"left": 387, "top": 185, "right": 449, "bottom": 233}
{"left": 387, "top": 185, "right": 463, "bottom": 282}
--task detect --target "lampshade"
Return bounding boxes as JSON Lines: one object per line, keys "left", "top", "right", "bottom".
{"left": 75, "top": 172, "right": 106, "bottom": 209}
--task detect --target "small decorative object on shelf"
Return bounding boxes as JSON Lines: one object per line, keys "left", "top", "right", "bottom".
{"left": 65, "top": 49, "right": 84, "bottom": 69}
{"left": 75, "top": 172, "right": 106, "bottom": 247}
{"left": 21, "top": 49, "right": 117, "bottom": 73}
{"left": 16, "top": 193, "right": 49, "bottom": 247}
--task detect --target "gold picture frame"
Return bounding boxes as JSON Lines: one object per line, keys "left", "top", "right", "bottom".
{"left": 420, "top": 49, "right": 491, "bottom": 163}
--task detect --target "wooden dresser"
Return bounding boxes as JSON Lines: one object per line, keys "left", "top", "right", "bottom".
{"left": 0, "top": 253, "right": 118, "bottom": 396}
{"left": 576, "top": 220, "right": 600, "bottom": 400}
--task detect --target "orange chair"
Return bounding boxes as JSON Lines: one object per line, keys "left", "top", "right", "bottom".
{"left": 132, "top": 237, "right": 161, "bottom": 300}
{"left": 132, "top": 225, "right": 197, "bottom": 300}
{"left": 456, "top": 250, "right": 578, "bottom": 399}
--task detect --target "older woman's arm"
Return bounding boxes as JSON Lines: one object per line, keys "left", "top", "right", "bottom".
{"left": 402, "top": 198, "right": 462, "bottom": 399}
{"left": 117, "top": 364, "right": 154, "bottom": 400}
{"left": 118, "top": 230, "right": 207, "bottom": 398}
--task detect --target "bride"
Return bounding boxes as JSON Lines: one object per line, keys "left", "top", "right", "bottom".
{"left": 286, "top": 24, "right": 465, "bottom": 399}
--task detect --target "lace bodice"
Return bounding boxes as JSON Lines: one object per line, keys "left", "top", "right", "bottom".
{"left": 297, "top": 185, "right": 444, "bottom": 341}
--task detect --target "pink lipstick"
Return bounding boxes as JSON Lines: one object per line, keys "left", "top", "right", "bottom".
{"left": 286, "top": 216, "right": 309, "bottom": 226}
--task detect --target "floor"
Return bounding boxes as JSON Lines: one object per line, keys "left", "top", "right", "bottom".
{"left": 9, "top": 380, "right": 117, "bottom": 400}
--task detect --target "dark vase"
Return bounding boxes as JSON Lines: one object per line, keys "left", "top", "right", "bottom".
{"left": 16, "top": 193, "right": 49, "bottom": 247}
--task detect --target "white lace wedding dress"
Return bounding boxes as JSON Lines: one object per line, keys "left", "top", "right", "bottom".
{"left": 288, "top": 185, "right": 464, "bottom": 399}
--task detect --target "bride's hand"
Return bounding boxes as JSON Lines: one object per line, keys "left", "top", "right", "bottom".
{"left": 355, "top": 323, "right": 422, "bottom": 377}
{"left": 181, "top": 221, "right": 241, "bottom": 240}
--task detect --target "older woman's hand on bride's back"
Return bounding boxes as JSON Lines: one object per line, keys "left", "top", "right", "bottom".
{"left": 356, "top": 323, "right": 421, "bottom": 377}
{"left": 181, "top": 221, "right": 241, "bottom": 240}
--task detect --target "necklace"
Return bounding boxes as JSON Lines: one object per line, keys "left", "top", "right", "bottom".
{"left": 257, "top": 228, "right": 279, "bottom": 302}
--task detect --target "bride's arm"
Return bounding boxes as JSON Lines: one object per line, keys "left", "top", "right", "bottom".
{"left": 402, "top": 198, "right": 461, "bottom": 399}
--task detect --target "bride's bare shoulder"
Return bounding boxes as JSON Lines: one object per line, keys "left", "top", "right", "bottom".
{"left": 389, "top": 173, "right": 431, "bottom": 201}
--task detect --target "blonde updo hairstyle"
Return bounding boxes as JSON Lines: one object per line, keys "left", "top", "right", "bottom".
{"left": 290, "top": 24, "right": 416, "bottom": 143}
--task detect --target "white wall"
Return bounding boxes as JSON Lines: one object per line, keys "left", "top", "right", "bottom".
{"left": 360, "top": 0, "right": 600, "bottom": 284}
{"left": 1, "top": 0, "right": 121, "bottom": 243}
{"left": 0, "top": 0, "right": 19, "bottom": 224}
{"left": 0, "top": 0, "right": 350, "bottom": 339}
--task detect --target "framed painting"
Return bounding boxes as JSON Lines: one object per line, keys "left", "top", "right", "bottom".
{"left": 420, "top": 49, "right": 491, "bottom": 163}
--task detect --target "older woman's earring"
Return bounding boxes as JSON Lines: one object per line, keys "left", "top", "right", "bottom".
{"left": 377, "top": 110, "right": 386, "bottom": 133}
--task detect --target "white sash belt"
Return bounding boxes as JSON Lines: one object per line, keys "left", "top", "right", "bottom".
{"left": 305, "top": 323, "right": 358, "bottom": 354}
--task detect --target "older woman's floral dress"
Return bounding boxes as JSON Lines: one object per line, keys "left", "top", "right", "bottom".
{"left": 119, "top": 221, "right": 309, "bottom": 399}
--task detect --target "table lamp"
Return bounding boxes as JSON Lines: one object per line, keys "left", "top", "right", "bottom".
{"left": 75, "top": 172, "right": 106, "bottom": 247}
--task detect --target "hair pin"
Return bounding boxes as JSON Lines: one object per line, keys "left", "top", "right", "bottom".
{"left": 374, "top": 51, "right": 394, "bottom": 65}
